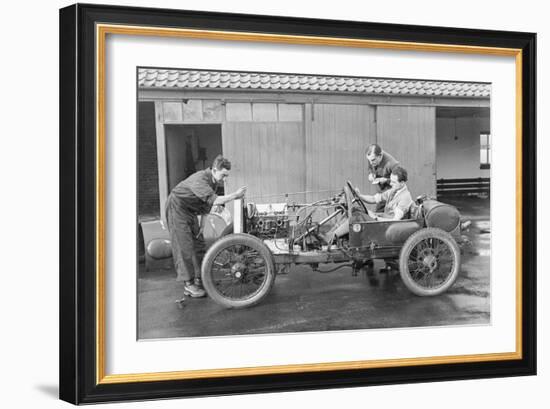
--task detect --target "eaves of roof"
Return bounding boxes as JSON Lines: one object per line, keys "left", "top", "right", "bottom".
{"left": 138, "top": 68, "right": 491, "bottom": 98}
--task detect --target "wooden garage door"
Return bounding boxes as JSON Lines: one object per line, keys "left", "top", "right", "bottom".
{"left": 306, "top": 103, "right": 376, "bottom": 202}
{"left": 223, "top": 121, "right": 306, "bottom": 204}
{"left": 376, "top": 106, "right": 436, "bottom": 198}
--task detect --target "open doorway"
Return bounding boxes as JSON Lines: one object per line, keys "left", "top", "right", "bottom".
{"left": 435, "top": 107, "right": 490, "bottom": 223}
{"left": 435, "top": 107, "right": 490, "bottom": 199}
{"left": 164, "top": 124, "right": 223, "bottom": 192}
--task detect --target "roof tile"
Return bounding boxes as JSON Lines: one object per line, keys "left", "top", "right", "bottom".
{"left": 138, "top": 69, "right": 490, "bottom": 98}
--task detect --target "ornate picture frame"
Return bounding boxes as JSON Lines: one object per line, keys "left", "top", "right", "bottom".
{"left": 59, "top": 3, "right": 536, "bottom": 404}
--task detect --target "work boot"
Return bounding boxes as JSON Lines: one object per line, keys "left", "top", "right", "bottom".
{"left": 183, "top": 281, "right": 206, "bottom": 298}
{"left": 194, "top": 277, "right": 204, "bottom": 290}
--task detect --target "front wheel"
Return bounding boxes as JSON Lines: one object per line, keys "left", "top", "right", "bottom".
{"left": 201, "top": 233, "right": 275, "bottom": 308}
{"left": 399, "top": 228, "right": 461, "bottom": 296}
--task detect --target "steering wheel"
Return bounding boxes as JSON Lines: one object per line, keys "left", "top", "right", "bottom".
{"left": 346, "top": 180, "right": 369, "bottom": 214}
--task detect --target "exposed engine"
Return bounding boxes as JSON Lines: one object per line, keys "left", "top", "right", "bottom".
{"left": 244, "top": 203, "right": 292, "bottom": 239}
{"left": 244, "top": 199, "right": 348, "bottom": 251}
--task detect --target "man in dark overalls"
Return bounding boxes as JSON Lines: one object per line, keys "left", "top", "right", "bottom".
{"left": 166, "top": 155, "right": 246, "bottom": 298}
{"left": 366, "top": 144, "right": 400, "bottom": 212}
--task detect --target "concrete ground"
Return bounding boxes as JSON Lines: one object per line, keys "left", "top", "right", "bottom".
{"left": 138, "top": 197, "right": 490, "bottom": 339}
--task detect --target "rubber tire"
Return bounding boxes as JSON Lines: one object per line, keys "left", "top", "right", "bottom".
{"left": 201, "top": 233, "right": 275, "bottom": 309}
{"left": 399, "top": 227, "right": 461, "bottom": 296}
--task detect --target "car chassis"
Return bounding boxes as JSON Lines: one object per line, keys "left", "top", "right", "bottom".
{"left": 201, "top": 181, "right": 468, "bottom": 308}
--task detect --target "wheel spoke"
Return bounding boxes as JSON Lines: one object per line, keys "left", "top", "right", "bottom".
{"left": 411, "top": 268, "right": 425, "bottom": 282}
{"left": 213, "top": 276, "right": 234, "bottom": 283}
{"left": 427, "top": 272, "right": 436, "bottom": 288}
{"left": 433, "top": 239, "right": 446, "bottom": 256}
{"left": 217, "top": 279, "right": 235, "bottom": 296}
{"left": 211, "top": 264, "right": 231, "bottom": 273}
{"left": 415, "top": 240, "right": 428, "bottom": 253}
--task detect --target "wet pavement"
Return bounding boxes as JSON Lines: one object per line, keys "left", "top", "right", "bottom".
{"left": 138, "top": 197, "right": 490, "bottom": 339}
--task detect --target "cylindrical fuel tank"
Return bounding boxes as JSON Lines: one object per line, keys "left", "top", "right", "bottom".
{"left": 201, "top": 207, "right": 233, "bottom": 248}
{"left": 422, "top": 200, "right": 460, "bottom": 232}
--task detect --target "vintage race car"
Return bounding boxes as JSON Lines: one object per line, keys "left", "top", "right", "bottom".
{"left": 201, "top": 181, "right": 468, "bottom": 308}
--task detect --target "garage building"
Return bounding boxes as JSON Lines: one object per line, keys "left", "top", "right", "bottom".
{"left": 138, "top": 68, "right": 490, "bottom": 221}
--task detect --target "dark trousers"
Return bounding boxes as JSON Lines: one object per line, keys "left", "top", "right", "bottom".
{"left": 166, "top": 197, "right": 206, "bottom": 282}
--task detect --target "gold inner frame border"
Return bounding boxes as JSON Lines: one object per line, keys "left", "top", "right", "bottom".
{"left": 95, "top": 23, "right": 523, "bottom": 385}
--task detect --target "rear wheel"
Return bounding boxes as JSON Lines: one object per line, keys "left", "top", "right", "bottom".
{"left": 201, "top": 234, "right": 275, "bottom": 308}
{"left": 399, "top": 228, "right": 460, "bottom": 296}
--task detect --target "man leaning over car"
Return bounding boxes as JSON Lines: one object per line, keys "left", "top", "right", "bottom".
{"left": 365, "top": 144, "right": 400, "bottom": 212}
{"left": 165, "top": 155, "right": 246, "bottom": 298}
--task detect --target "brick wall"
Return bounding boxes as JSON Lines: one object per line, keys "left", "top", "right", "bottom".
{"left": 138, "top": 101, "right": 160, "bottom": 219}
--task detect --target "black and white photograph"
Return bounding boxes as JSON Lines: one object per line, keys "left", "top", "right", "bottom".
{"left": 137, "top": 67, "right": 491, "bottom": 339}
{"left": 1, "top": 0, "right": 543, "bottom": 406}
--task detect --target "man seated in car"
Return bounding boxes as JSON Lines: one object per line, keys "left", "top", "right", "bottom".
{"left": 356, "top": 165, "right": 414, "bottom": 221}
